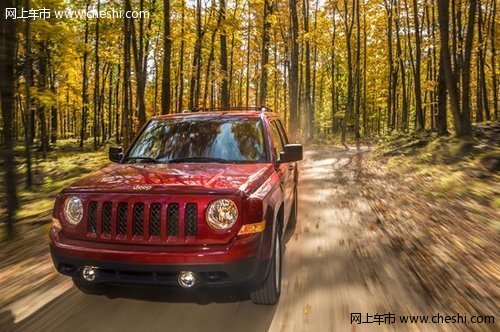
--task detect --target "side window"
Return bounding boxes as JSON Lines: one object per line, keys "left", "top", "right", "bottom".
{"left": 269, "top": 121, "right": 285, "bottom": 159}
{"left": 276, "top": 120, "right": 289, "bottom": 145}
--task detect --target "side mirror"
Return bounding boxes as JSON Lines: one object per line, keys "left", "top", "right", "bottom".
{"left": 109, "top": 146, "right": 123, "bottom": 163}
{"left": 279, "top": 144, "right": 303, "bottom": 163}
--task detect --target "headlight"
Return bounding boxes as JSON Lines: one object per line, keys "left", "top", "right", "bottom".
{"left": 64, "top": 196, "right": 83, "bottom": 225}
{"left": 206, "top": 199, "right": 238, "bottom": 230}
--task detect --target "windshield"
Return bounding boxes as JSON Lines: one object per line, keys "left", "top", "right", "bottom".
{"left": 126, "top": 117, "right": 267, "bottom": 163}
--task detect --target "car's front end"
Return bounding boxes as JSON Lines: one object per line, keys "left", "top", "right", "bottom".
{"left": 50, "top": 171, "right": 277, "bottom": 289}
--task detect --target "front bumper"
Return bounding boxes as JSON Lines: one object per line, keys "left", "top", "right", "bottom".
{"left": 49, "top": 229, "right": 269, "bottom": 287}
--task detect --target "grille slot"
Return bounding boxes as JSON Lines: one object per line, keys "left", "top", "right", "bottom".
{"left": 167, "top": 203, "right": 179, "bottom": 236}
{"left": 102, "top": 202, "right": 112, "bottom": 234}
{"left": 133, "top": 203, "right": 145, "bottom": 236}
{"left": 149, "top": 203, "right": 161, "bottom": 237}
{"left": 117, "top": 202, "right": 128, "bottom": 235}
{"left": 88, "top": 201, "right": 98, "bottom": 233}
{"left": 185, "top": 203, "right": 198, "bottom": 236}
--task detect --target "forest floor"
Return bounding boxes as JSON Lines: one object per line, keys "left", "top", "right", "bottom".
{"left": 0, "top": 139, "right": 111, "bottom": 310}
{"left": 0, "top": 129, "right": 498, "bottom": 331}
{"left": 361, "top": 125, "right": 500, "bottom": 324}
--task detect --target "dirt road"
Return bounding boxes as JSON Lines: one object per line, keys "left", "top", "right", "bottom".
{"left": 2, "top": 147, "right": 434, "bottom": 331}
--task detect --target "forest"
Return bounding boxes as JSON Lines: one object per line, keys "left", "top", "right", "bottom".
{"left": 0, "top": 0, "right": 498, "bottom": 233}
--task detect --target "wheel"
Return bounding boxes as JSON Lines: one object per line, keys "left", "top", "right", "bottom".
{"left": 250, "top": 227, "right": 282, "bottom": 305}
{"left": 287, "top": 187, "right": 298, "bottom": 230}
{"left": 72, "top": 277, "right": 108, "bottom": 295}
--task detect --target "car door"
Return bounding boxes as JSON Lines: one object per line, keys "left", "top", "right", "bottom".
{"left": 269, "top": 121, "right": 294, "bottom": 223}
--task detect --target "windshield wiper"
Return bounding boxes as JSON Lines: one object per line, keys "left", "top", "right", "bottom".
{"left": 168, "top": 157, "right": 232, "bottom": 163}
{"left": 124, "top": 156, "right": 161, "bottom": 163}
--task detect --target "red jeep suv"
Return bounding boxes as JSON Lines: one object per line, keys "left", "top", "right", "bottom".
{"left": 49, "top": 107, "right": 302, "bottom": 304}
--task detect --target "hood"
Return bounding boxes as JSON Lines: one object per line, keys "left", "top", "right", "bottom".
{"left": 64, "top": 163, "right": 274, "bottom": 196}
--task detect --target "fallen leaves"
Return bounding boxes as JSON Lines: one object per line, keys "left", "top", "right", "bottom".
{"left": 303, "top": 304, "right": 312, "bottom": 316}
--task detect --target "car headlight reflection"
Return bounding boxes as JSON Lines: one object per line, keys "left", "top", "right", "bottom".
{"left": 206, "top": 199, "right": 238, "bottom": 230}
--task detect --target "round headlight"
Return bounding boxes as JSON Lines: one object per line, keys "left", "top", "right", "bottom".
{"left": 64, "top": 196, "right": 83, "bottom": 225}
{"left": 206, "top": 199, "right": 238, "bottom": 230}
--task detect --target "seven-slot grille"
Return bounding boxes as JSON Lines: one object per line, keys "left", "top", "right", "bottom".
{"left": 86, "top": 201, "right": 198, "bottom": 240}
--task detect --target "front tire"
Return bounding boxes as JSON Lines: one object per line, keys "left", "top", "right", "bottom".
{"left": 72, "top": 277, "right": 108, "bottom": 295}
{"left": 250, "top": 228, "right": 282, "bottom": 305}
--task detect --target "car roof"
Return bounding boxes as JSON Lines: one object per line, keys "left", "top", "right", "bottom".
{"left": 151, "top": 110, "right": 281, "bottom": 121}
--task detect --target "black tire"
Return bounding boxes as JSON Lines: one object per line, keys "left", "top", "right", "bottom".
{"left": 72, "top": 277, "right": 108, "bottom": 295}
{"left": 250, "top": 227, "right": 282, "bottom": 305}
{"left": 287, "top": 187, "right": 298, "bottom": 230}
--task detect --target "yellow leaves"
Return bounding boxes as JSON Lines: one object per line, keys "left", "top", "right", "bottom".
{"left": 30, "top": 88, "right": 57, "bottom": 108}
{"left": 423, "top": 79, "right": 437, "bottom": 91}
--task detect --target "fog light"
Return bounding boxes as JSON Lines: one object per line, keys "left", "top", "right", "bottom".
{"left": 178, "top": 271, "right": 196, "bottom": 288}
{"left": 82, "top": 266, "right": 98, "bottom": 282}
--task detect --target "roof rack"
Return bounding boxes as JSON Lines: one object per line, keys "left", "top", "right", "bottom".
{"left": 190, "top": 106, "right": 273, "bottom": 113}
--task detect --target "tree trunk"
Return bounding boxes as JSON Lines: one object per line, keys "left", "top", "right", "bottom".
{"left": 491, "top": 0, "right": 498, "bottom": 120}
{"left": 177, "top": 0, "right": 185, "bottom": 113}
{"left": 203, "top": 2, "right": 221, "bottom": 108}
{"left": 123, "top": 4, "right": 132, "bottom": 146}
{"left": 412, "top": 0, "right": 424, "bottom": 129}
{"left": 395, "top": 5, "right": 408, "bottom": 132}
{"left": 340, "top": 0, "right": 355, "bottom": 148}
{"left": 189, "top": 0, "right": 203, "bottom": 109}
{"left": 354, "top": 0, "right": 361, "bottom": 144}
{"left": 245, "top": 8, "right": 251, "bottom": 107}
{"left": 362, "top": 5, "right": 367, "bottom": 136}
{"left": 38, "top": 43, "right": 49, "bottom": 158}
{"left": 302, "top": 0, "right": 313, "bottom": 140}
{"left": 108, "top": 67, "right": 113, "bottom": 140}
{"left": 436, "top": 45, "right": 448, "bottom": 135}
{"left": 93, "top": 0, "right": 100, "bottom": 150}
{"left": 259, "top": 0, "right": 272, "bottom": 105}
{"left": 23, "top": 0, "right": 33, "bottom": 188}
{"left": 220, "top": 0, "right": 230, "bottom": 108}
{"left": 288, "top": 0, "right": 299, "bottom": 136}
{"left": 48, "top": 48, "right": 58, "bottom": 144}
{"left": 0, "top": 0, "right": 19, "bottom": 237}
{"left": 162, "top": 0, "right": 171, "bottom": 114}
{"left": 458, "top": 0, "right": 476, "bottom": 136}
{"left": 330, "top": 8, "right": 337, "bottom": 133}
{"left": 384, "top": 0, "right": 396, "bottom": 133}
{"left": 80, "top": 1, "right": 90, "bottom": 148}
{"left": 477, "top": 3, "right": 490, "bottom": 121}
{"left": 437, "top": 0, "right": 474, "bottom": 137}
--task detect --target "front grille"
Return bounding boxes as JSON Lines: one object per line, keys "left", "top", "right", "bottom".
{"left": 85, "top": 200, "right": 198, "bottom": 241}
{"left": 102, "top": 202, "right": 112, "bottom": 234}
{"left": 88, "top": 201, "right": 98, "bottom": 233}
{"left": 185, "top": 203, "right": 198, "bottom": 236}
{"left": 117, "top": 202, "right": 128, "bottom": 235}
{"left": 133, "top": 203, "right": 145, "bottom": 236}
{"left": 149, "top": 203, "right": 161, "bottom": 237}
{"left": 167, "top": 203, "right": 179, "bottom": 236}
